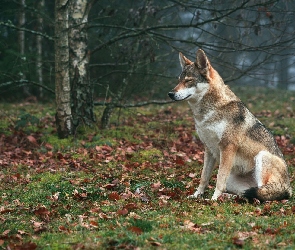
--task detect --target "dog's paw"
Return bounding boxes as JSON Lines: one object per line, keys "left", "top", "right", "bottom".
{"left": 211, "top": 189, "right": 222, "bottom": 200}
{"left": 187, "top": 194, "right": 198, "bottom": 199}
{"left": 221, "top": 193, "right": 237, "bottom": 199}
{"left": 211, "top": 193, "right": 238, "bottom": 201}
{"left": 187, "top": 191, "right": 203, "bottom": 199}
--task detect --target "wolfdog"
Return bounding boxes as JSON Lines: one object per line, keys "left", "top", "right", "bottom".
{"left": 168, "top": 49, "right": 292, "bottom": 201}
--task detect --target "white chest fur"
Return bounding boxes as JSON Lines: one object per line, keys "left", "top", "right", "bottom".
{"left": 194, "top": 116, "right": 227, "bottom": 160}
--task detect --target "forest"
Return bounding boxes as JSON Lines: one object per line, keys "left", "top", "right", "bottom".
{"left": 1, "top": 1, "right": 295, "bottom": 249}
{"left": 1, "top": 0, "right": 295, "bottom": 136}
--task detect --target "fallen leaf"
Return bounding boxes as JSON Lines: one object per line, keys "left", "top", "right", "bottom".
{"left": 18, "top": 230, "right": 28, "bottom": 235}
{"left": 103, "top": 183, "right": 117, "bottom": 190}
{"left": 117, "top": 208, "right": 128, "bottom": 216}
{"left": 2, "top": 229, "right": 10, "bottom": 236}
{"left": 13, "top": 242, "right": 37, "bottom": 250}
{"left": 58, "top": 225, "right": 68, "bottom": 232}
{"left": 232, "top": 237, "right": 245, "bottom": 247}
{"left": 108, "top": 192, "right": 120, "bottom": 201}
{"left": 151, "top": 181, "right": 161, "bottom": 191}
{"left": 73, "top": 189, "right": 88, "bottom": 200}
{"left": 150, "top": 241, "right": 162, "bottom": 246}
{"left": 175, "top": 155, "right": 185, "bottom": 166}
{"left": 89, "top": 220, "right": 99, "bottom": 228}
{"left": 188, "top": 173, "right": 196, "bottom": 178}
{"left": 34, "top": 206, "right": 50, "bottom": 221}
{"left": 27, "top": 135, "right": 37, "bottom": 144}
{"left": 124, "top": 203, "right": 138, "bottom": 210}
{"left": 0, "top": 208, "right": 14, "bottom": 214}
{"left": 128, "top": 226, "right": 143, "bottom": 235}
{"left": 31, "top": 221, "right": 47, "bottom": 233}
{"left": 265, "top": 228, "right": 280, "bottom": 235}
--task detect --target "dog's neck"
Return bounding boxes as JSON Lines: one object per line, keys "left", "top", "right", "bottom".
{"left": 187, "top": 82, "right": 239, "bottom": 122}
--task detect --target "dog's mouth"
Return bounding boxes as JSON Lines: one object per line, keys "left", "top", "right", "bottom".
{"left": 182, "top": 94, "right": 192, "bottom": 101}
{"left": 168, "top": 92, "right": 192, "bottom": 101}
{"left": 173, "top": 94, "right": 192, "bottom": 101}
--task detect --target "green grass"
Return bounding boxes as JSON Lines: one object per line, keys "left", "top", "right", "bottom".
{"left": 0, "top": 87, "right": 295, "bottom": 249}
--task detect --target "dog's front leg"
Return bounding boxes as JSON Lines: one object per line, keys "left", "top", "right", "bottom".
{"left": 189, "top": 147, "right": 216, "bottom": 198}
{"left": 212, "top": 144, "right": 237, "bottom": 200}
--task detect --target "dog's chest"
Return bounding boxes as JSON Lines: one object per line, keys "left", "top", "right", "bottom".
{"left": 194, "top": 116, "right": 227, "bottom": 159}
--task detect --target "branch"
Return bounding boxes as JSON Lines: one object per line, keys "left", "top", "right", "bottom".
{"left": 90, "top": 0, "right": 286, "bottom": 56}
{"left": 0, "top": 21, "right": 54, "bottom": 41}
{"left": 94, "top": 100, "right": 174, "bottom": 108}
{"left": 0, "top": 80, "right": 55, "bottom": 94}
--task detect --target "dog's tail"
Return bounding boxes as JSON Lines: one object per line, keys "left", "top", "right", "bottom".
{"left": 243, "top": 183, "right": 292, "bottom": 202}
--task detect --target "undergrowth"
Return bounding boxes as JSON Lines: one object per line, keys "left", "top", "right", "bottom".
{"left": 0, "top": 87, "right": 294, "bottom": 249}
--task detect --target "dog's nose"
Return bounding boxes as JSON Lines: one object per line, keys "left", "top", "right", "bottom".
{"left": 168, "top": 92, "right": 175, "bottom": 99}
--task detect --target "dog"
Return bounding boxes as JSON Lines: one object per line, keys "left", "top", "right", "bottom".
{"left": 168, "top": 49, "right": 292, "bottom": 202}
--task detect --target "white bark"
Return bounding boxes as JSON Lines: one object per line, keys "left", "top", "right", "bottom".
{"left": 55, "top": 0, "right": 72, "bottom": 138}
{"left": 69, "top": 0, "right": 95, "bottom": 130}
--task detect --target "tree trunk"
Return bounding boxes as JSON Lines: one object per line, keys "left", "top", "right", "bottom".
{"left": 55, "top": 0, "right": 72, "bottom": 138}
{"left": 19, "top": 0, "right": 29, "bottom": 95}
{"left": 69, "top": 0, "right": 95, "bottom": 132}
{"left": 101, "top": 77, "right": 128, "bottom": 129}
{"left": 278, "top": 56, "right": 289, "bottom": 90}
{"left": 19, "top": 0, "right": 25, "bottom": 58}
{"left": 37, "top": 0, "right": 44, "bottom": 98}
{"left": 101, "top": 104, "right": 115, "bottom": 129}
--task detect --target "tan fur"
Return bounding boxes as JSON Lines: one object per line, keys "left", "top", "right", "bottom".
{"left": 168, "top": 49, "right": 292, "bottom": 202}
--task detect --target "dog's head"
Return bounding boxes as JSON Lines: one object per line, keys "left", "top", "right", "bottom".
{"left": 168, "top": 49, "right": 214, "bottom": 102}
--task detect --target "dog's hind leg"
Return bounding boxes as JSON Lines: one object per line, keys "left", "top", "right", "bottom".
{"left": 189, "top": 147, "right": 216, "bottom": 198}
{"left": 244, "top": 151, "right": 292, "bottom": 202}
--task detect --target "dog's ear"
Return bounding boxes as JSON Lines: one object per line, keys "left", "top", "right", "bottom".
{"left": 179, "top": 52, "right": 192, "bottom": 69}
{"left": 195, "top": 49, "right": 211, "bottom": 72}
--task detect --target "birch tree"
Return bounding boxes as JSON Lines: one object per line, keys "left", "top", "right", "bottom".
{"left": 55, "top": 0, "right": 97, "bottom": 138}
{"left": 69, "top": 0, "right": 96, "bottom": 132}
{"left": 55, "top": 0, "right": 72, "bottom": 138}
{"left": 1, "top": 0, "right": 295, "bottom": 133}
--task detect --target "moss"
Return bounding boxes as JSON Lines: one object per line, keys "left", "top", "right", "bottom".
{"left": 0, "top": 121, "right": 12, "bottom": 135}
{"left": 18, "top": 173, "right": 69, "bottom": 204}
{"left": 43, "top": 135, "right": 78, "bottom": 151}
{"left": 132, "top": 148, "right": 163, "bottom": 164}
{"left": 101, "top": 125, "right": 144, "bottom": 144}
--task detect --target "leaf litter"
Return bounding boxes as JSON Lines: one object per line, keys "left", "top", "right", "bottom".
{"left": 0, "top": 100, "right": 295, "bottom": 249}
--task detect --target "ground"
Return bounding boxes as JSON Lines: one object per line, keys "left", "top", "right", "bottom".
{"left": 0, "top": 87, "right": 295, "bottom": 249}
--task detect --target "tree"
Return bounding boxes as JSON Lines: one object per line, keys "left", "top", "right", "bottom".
{"left": 69, "top": 0, "right": 96, "bottom": 132}
{"left": 55, "top": 0, "right": 72, "bottom": 138}
{"left": 55, "top": 0, "right": 97, "bottom": 138}
{"left": 18, "top": 0, "right": 28, "bottom": 95}
{"left": 37, "top": 0, "right": 45, "bottom": 97}
{"left": 1, "top": 0, "right": 295, "bottom": 134}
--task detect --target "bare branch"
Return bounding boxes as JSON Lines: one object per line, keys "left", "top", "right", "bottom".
{"left": 0, "top": 80, "right": 55, "bottom": 94}
{"left": 0, "top": 21, "right": 54, "bottom": 41}
{"left": 94, "top": 100, "right": 174, "bottom": 108}
{"left": 90, "top": 0, "right": 284, "bottom": 56}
